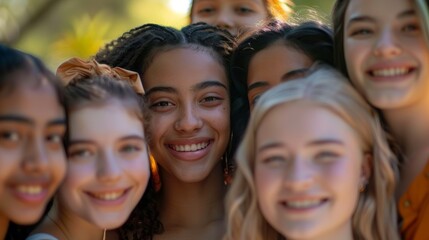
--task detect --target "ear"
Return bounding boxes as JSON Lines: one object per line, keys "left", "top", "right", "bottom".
{"left": 360, "top": 153, "right": 372, "bottom": 183}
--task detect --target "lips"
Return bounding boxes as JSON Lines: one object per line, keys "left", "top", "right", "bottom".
{"left": 165, "top": 138, "right": 213, "bottom": 161}
{"left": 88, "top": 189, "right": 128, "bottom": 201}
{"left": 168, "top": 141, "right": 210, "bottom": 152}
{"left": 10, "top": 182, "right": 50, "bottom": 204}
{"left": 282, "top": 199, "right": 326, "bottom": 209}
{"left": 85, "top": 187, "right": 131, "bottom": 206}
{"left": 366, "top": 61, "right": 416, "bottom": 81}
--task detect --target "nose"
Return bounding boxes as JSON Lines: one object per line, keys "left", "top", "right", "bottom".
{"left": 373, "top": 30, "right": 402, "bottom": 57}
{"left": 22, "top": 137, "right": 49, "bottom": 173}
{"left": 283, "top": 157, "right": 314, "bottom": 191}
{"left": 215, "top": 9, "right": 234, "bottom": 31}
{"left": 174, "top": 104, "right": 203, "bottom": 133}
{"left": 96, "top": 150, "right": 121, "bottom": 183}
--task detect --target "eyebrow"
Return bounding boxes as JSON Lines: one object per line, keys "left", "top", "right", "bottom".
{"left": 307, "top": 139, "right": 344, "bottom": 147}
{"left": 69, "top": 135, "right": 146, "bottom": 145}
{"left": 120, "top": 135, "right": 146, "bottom": 142}
{"left": 347, "top": 9, "right": 416, "bottom": 27}
{"left": 248, "top": 81, "right": 269, "bottom": 91}
{"left": 281, "top": 68, "right": 309, "bottom": 82}
{"left": 192, "top": 80, "right": 228, "bottom": 91}
{"left": 145, "top": 86, "right": 177, "bottom": 97}
{"left": 258, "top": 142, "right": 284, "bottom": 152}
{"left": 0, "top": 115, "right": 65, "bottom": 126}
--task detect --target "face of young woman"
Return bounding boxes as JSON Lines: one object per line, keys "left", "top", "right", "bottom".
{"left": 0, "top": 79, "right": 66, "bottom": 224}
{"left": 191, "top": 0, "right": 268, "bottom": 36}
{"left": 255, "top": 101, "right": 369, "bottom": 239}
{"left": 247, "top": 42, "right": 313, "bottom": 110}
{"left": 58, "top": 100, "right": 149, "bottom": 229}
{"left": 143, "top": 48, "right": 230, "bottom": 183}
{"left": 343, "top": 0, "right": 429, "bottom": 109}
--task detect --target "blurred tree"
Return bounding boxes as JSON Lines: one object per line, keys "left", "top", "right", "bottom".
{"left": 0, "top": 0, "right": 334, "bottom": 69}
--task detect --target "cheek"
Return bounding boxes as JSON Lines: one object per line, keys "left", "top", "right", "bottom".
{"left": 320, "top": 159, "right": 361, "bottom": 193}
{"left": 49, "top": 151, "right": 67, "bottom": 184}
{"left": 255, "top": 165, "right": 282, "bottom": 204}
{"left": 122, "top": 156, "right": 151, "bottom": 183}
{"left": 148, "top": 114, "right": 174, "bottom": 144}
{"left": 59, "top": 163, "right": 94, "bottom": 200}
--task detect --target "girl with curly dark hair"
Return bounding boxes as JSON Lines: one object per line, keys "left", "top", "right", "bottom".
{"left": 95, "top": 23, "right": 235, "bottom": 240}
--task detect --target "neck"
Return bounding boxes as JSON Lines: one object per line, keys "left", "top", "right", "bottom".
{"left": 0, "top": 214, "right": 8, "bottom": 240}
{"left": 382, "top": 98, "right": 429, "bottom": 156}
{"left": 158, "top": 163, "right": 226, "bottom": 229}
{"left": 42, "top": 201, "right": 106, "bottom": 240}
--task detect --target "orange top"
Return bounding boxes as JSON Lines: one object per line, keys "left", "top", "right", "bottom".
{"left": 399, "top": 161, "right": 429, "bottom": 240}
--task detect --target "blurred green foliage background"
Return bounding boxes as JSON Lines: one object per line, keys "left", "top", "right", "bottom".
{"left": 0, "top": 0, "right": 334, "bottom": 69}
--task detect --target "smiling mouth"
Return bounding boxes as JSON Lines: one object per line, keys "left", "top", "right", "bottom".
{"left": 168, "top": 141, "right": 210, "bottom": 152}
{"left": 369, "top": 67, "right": 414, "bottom": 77}
{"left": 281, "top": 199, "right": 327, "bottom": 209}
{"left": 16, "top": 185, "right": 44, "bottom": 195}
{"left": 87, "top": 189, "right": 128, "bottom": 201}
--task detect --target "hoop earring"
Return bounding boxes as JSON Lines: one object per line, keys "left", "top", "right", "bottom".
{"left": 359, "top": 180, "right": 368, "bottom": 193}
{"left": 150, "top": 154, "right": 162, "bottom": 192}
{"left": 223, "top": 154, "right": 233, "bottom": 186}
{"left": 223, "top": 132, "right": 234, "bottom": 186}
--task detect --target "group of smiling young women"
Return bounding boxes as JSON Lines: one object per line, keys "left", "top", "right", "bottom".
{"left": 1, "top": 0, "right": 429, "bottom": 239}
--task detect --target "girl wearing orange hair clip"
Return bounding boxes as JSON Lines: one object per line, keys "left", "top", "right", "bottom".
{"left": 27, "top": 58, "right": 160, "bottom": 240}
{"left": 190, "top": 0, "right": 293, "bottom": 37}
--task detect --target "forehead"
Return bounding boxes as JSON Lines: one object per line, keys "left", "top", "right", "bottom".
{"left": 143, "top": 48, "right": 227, "bottom": 90}
{"left": 248, "top": 43, "right": 313, "bottom": 84}
{"left": 0, "top": 79, "right": 64, "bottom": 120}
{"left": 256, "top": 101, "right": 358, "bottom": 146}
{"left": 345, "top": 0, "right": 415, "bottom": 20}
{"left": 68, "top": 101, "right": 143, "bottom": 139}
{"left": 193, "top": 0, "right": 265, "bottom": 5}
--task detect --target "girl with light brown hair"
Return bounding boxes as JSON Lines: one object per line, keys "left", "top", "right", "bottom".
{"left": 225, "top": 66, "right": 399, "bottom": 240}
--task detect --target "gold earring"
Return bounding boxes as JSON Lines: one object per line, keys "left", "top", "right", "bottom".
{"left": 359, "top": 181, "right": 367, "bottom": 192}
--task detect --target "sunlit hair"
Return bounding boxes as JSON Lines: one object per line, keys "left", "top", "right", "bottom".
{"left": 224, "top": 65, "right": 399, "bottom": 240}
{"left": 189, "top": 0, "right": 293, "bottom": 22}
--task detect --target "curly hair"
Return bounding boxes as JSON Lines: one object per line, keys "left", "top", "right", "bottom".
{"left": 225, "top": 65, "right": 399, "bottom": 240}
{"left": 95, "top": 23, "right": 235, "bottom": 80}
{"left": 95, "top": 22, "right": 235, "bottom": 239}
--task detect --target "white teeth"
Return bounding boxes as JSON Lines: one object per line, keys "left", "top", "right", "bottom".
{"left": 93, "top": 191, "right": 124, "bottom": 201}
{"left": 286, "top": 200, "right": 322, "bottom": 209}
{"left": 17, "top": 185, "right": 43, "bottom": 195}
{"left": 372, "top": 68, "right": 408, "bottom": 77}
{"left": 172, "top": 142, "right": 209, "bottom": 152}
